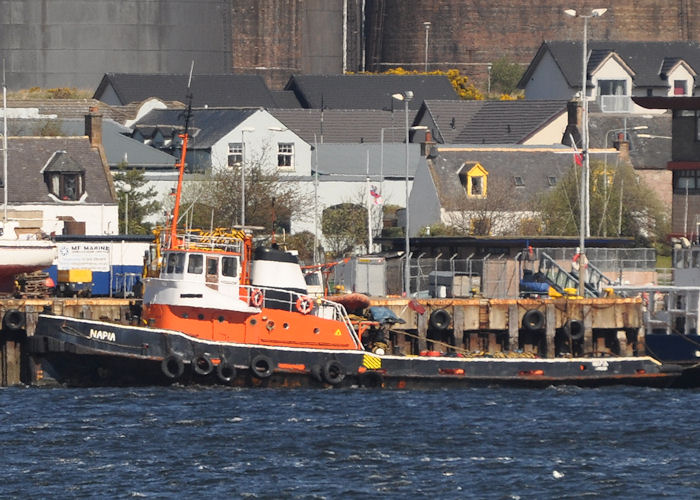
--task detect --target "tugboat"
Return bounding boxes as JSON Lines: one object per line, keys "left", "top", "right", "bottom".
{"left": 25, "top": 82, "right": 682, "bottom": 389}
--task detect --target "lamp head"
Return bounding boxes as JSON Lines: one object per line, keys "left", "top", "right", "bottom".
{"left": 564, "top": 9, "right": 577, "bottom": 17}
{"left": 591, "top": 8, "right": 607, "bottom": 17}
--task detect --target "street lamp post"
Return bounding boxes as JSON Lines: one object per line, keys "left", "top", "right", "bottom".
{"left": 122, "top": 183, "right": 132, "bottom": 234}
{"left": 564, "top": 7, "right": 607, "bottom": 296}
{"left": 600, "top": 125, "right": 647, "bottom": 236}
{"left": 423, "top": 22, "right": 431, "bottom": 72}
{"left": 392, "top": 91, "right": 414, "bottom": 297}
{"left": 240, "top": 127, "right": 255, "bottom": 227}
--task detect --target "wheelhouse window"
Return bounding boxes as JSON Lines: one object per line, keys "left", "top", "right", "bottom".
{"left": 166, "top": 253, "right": 185, "bottom": 274}
{"left": 187, "top": 254, "right": 203, "bottom": 274}
{"left": 228, "top": 143, "right": 243, "bottom": 166}
{"left": 222, "top": 256, "right": 238, "bottom": 277}
{"left": 277, "top": 143, "right": 294, "bottom": 169}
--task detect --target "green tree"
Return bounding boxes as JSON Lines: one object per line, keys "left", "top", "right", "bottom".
{"left": 113, "top": 165, "right": 162, "bottom": 234}
{"left": 179, "top": 163, "right": 312, "bottom": 239}
{"left": 282, "top": 231, "right": 316, "bottom": 265}
{"left": 322, "top": 203, "right": 368, "bottom": 258}
{"left": 489, "top": 57, "right": 525, "bottom": 96}
{"left": 538, "top": 160, "right": 669, "bottom": 246}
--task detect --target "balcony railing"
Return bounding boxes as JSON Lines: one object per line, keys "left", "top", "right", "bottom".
{"left": 598, "top": 95, "right": 632, "bottom": 113}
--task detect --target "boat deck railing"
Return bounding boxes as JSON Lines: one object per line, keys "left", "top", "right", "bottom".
{"left": 169, "top": 229, "right": 246, "bottom": 254}
{"left": 240, "top": 284, "right": 362, "bottom": 349}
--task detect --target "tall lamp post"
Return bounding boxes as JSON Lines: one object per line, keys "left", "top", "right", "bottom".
{"left": 122, "top": 183, "right": 132, "bottom": 234}
{"left": 392, "top": 91, "right": 414, "bottom": 297}
{"left": 564, "top": 7, "right": 607, "bottom": 296}
{"left": 423, "top": 22, "right": 431, "bottom": 72}
{"left": 239, "top": 127, "right": 255, "bottom": 226}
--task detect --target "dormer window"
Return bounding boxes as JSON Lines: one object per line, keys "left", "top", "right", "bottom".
{"left": 458, "top": 162, "right": 488, "bottom": 199}
{"left": 42, "top": 151, "right": 86, "bottom": 202}
{"left": 514, "top": 175, "right": 525, "bottom": 187}
{"left": 674, "top": 80, "right": 688, "bottom": 96}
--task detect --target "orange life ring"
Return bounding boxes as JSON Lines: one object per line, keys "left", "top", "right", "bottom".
{"left": 296, "top": 295, "right": 313, "bottom": 314}
{"left": 250, "top": 288, "right": 264, "bottom": 308}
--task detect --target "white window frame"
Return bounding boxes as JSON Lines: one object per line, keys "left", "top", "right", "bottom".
{"left": 228, "top": 143, "right": 243, "bottom": 167}
{"left": 277, "top": 143, "right": 294, "bottom": 170}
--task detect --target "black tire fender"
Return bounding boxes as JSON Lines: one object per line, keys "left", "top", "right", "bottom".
{"left": 359, "top": 370, "right": 384, "bottom": 388}
{"left": 429, "top": 309, "right": 451, "bottom": 331}
{"left": 216, "top": 361, "right": 237, "bottom": 383}
{"left": 322, "top": 359, "right": 346, "bottom": 385}
{"left": 3, "top": 309, "right": 25, "bottom": 331}
{"left": 522, "top": 309, "right": 545, "bottom": 331}
{"left": 161, "top": 355, "right": 184, "bottom": 379}
{"left": 192, "top": 354, "right": 214, "bottom": 376}
{"left": 564, "top": 320, "right": 584, "bottom": 341}
{"left": 250, "top": 354, "right": 274, "bottom": 379}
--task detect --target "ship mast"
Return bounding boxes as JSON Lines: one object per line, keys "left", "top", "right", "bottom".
{"left": 2, "top": 59, "right": 7, "bottom": 223}
{"left": 169, "top": 61, "right": 194, "bottom": 248}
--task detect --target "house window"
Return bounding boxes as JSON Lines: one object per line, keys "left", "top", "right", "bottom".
{"left": 674, "top": 170, "right": 698, "bottom": 192}
{"left": 599, "top": 80, "right": 627, "bottom": 96}
{"left": 513, "top": 175, "right": 524, "bottom": 187}
{"left": 43, "top": 151, "right": 86, "bottom": 201}
{"left": 228, "top": 143, "right": 243, "bottom": 166}
{"left": 47, "top": 172, "right": 84, "bottom": 201}
{"left": 547, "top": 176, "right": 557, "bottom": 187}
{"left": 458, "top": 162, "right": 488, "bottom": 199}
{"left": 674, "top": 80, "right": 688, "bottom": 96}
{"left": 277, "top": 143, "right": 294, "bottom": 169}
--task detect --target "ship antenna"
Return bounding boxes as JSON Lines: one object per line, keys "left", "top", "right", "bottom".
{"left": 169, "top": 60, "right": 194, "bottom": 248}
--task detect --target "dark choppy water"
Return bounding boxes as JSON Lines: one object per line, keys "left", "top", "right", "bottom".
{"left": 0, "top": 386, "right": 698, "bottom": 498}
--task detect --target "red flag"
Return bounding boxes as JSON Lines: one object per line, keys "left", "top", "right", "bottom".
{"left": 569, "top": 133, "right": 583, "bottom": 166}
{"left": 369, "top": 185, "right": 383, "bottom": 205}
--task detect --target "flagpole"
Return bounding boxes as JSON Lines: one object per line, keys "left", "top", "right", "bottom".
{"left": 366, "top": 150, "right": 373, "bottom": 253}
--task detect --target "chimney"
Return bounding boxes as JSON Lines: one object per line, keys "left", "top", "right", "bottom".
{"left": 85, "top": 106, "right": 103, "bottom": 149}
{"left": 561, "top": 99, "right": 582, "bottom": 148}
{"left": 421, "top": 130, "right": 437, "bottom": 158}
{"left": 615, "top": 132, "right": 632, "bottom": 164}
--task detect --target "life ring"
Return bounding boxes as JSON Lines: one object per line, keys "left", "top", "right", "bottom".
{"left": 250, "top": 354, "right": 274, "bottom": 379}
{"left": 161, "top": 355, "right": 184, "bottom": 379}
{"left": 2, "top": 309, "right": 25, "bottom": 331}
{"left": 564, "top": 320, "right": 584, "bottom": 341}
{"left": 192, "top": 354, "right": 214, "bottom": 376}
{"left": 296, "top": 296, "right": 314, "bottom": 315}
{"left": 522, "top": 309, "right": 545, "bottom": 331}
{"left": 250, "top": 288, "right": 264, "bottom": 308}
{"left": 322, "top": 359, "right": 346, "bottom": 385}
{"left": 216, "top": 361, "right": 237, "bottom": 383}
{"left": 428, "top": 309, "right": 451, "bottom": 331}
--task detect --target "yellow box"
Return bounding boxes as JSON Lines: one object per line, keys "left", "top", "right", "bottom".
{"left": 57, "top": 269, "right": 93, "bottom": 283}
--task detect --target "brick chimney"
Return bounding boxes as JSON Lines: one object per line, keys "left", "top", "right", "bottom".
{"left": 614, "top": 132, "right": 632, "bottom": 164}
{"left": 421, "top": 130, "right": 437, "bottom": 158}
{"left": 561, "top": 99, "right": 582, "bottom": 147}
{"left": 85, "top": 106, "right": 103, "bottom": 148}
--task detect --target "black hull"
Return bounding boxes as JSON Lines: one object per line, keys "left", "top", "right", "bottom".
{"left": 28, "top": 315, "right": 682, "bottom": 389}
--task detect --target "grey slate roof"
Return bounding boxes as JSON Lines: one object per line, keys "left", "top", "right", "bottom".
{"left": 284, "top": 74, "right": 459, "bottom": 110}
{"left": 93, "top": 73, "right": 280, "bottom": 108}
{"left": 132, "top": 107, "right": 258, "bottom": 149}
{"left": 428, "top": 146, "right": 575, "bottom": 210}
{"left": 102, "top": 120, "right": 178, "bottom": 169}
{"left": 269, "top": 108, "right": 418, "bottom": 144}
{"left": 518, "top": 41, "right": 700, "bottom": 90}
{"left": 417, "top": 100, "right": 568, "bottom": 144}
{"left": 5, "top": 99, "right": 131, "bottom": 123}
{"left": 587, "top": 111, "right": 672, "bottom": 170}
{"left": 314, "top": 143, "right": 425, "bottom": 179}
{"left": 2, "top": 137, "right": 115, "bottom": 204}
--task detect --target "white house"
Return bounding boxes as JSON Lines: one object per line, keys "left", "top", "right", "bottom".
{"left": 518, "top": 41, "right": 700, "bottom": 114}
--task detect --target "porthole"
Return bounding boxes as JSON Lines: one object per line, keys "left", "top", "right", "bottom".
{"left": 283, "top": 322, "right": 289, "bottom": 329}
{"left": 313, "top": 327, "right": 320, "bottom": 334}
{"left": 218, "top": 315, "right": 225, "bottom": 323}
{"left": 250, "top": 318, "right": 257, "bottom": 325}
{"left": 198, "top": 314, "right": 205, "bottom": 320}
